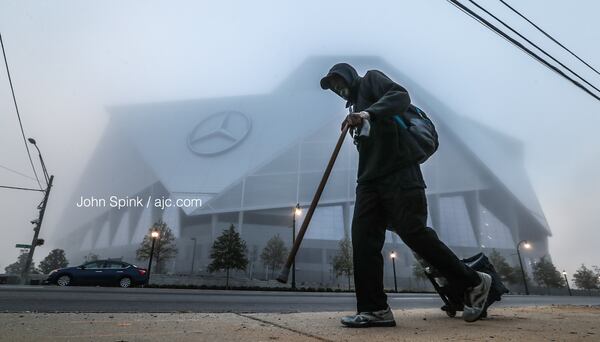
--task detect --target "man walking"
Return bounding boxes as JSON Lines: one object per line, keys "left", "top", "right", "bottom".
{"left": 320, "top": 63, "right": 492, "bottom": 327}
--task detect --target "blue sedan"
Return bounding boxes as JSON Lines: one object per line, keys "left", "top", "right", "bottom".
{"left": 45, "top": 260, "right": 148, "bottom": 288}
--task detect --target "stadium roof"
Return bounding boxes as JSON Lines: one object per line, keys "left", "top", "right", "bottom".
{"left": 61, "top": 56, "right": 549, "bottom": 235}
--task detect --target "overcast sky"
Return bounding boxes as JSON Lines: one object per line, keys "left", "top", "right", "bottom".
{"left": 1, "top": 1, "right": 599, "bottom": 279}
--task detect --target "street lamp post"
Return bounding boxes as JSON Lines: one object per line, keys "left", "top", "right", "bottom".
{"left": 390, "top": 251, "right": 398, "bottom": 293}
{"left": 292, "top": 203, "right": 302, "bottom": 290}
{"left": 190, "top": 237, "right": 197, "bottom": 275}
{"left": 147, "top": 230, "right": 160, "bottom": 283}
{"left": 562, "top": 271, "right": 572, "bottom": 296}
{"left": 516, "top": 240, "right": 531, "bottom": 295}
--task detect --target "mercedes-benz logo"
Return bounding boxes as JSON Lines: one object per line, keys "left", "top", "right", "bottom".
{"left": 187, "top": 111, "right": 252, "bottom": 156}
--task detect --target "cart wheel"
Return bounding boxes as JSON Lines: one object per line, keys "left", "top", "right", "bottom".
{"left": 445, "top": 310, "right": 457, "bottom": 318}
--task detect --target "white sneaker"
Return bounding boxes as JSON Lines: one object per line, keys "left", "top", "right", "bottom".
{"left": 340, "top": 306, "right": 396, "bottom": 328}
{"left": 463, "top": 271, "right": 492, "bottom": 322}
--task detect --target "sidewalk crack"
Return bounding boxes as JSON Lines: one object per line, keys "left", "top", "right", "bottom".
{"left": 235, "top": 313, "right": 334, "bottom": 342}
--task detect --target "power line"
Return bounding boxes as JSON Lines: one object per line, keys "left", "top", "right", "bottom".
{"left": 499, "top": 0, "right": 600, "bottom": 76}
{"left": 466, "top": 0, "right": 600, "bottom": 95}
{"left": 0, "top": 32, "right": 43, "bottom": 189}
{"left": 0, "top": 185, "right": 44, "bottom": 192}
{"left": 446, "top": 0, "right": 600, "bottom": 102}
{"left": 0, "top": 163, "right": 38, "bottom": 181}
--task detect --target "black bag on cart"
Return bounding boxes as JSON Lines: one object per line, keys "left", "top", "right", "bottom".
{"left": 416, "top": 252, "right": 509, "bottom": 318}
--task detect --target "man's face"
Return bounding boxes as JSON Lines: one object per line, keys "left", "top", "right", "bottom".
{"left": 329, "top": 75, "right": 350, "bottom": 100}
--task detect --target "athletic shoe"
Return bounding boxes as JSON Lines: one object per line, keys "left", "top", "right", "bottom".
{"left": 463, "top": 271, "right": 492, "bottom": 322}
{"left": 340, "top": 306, "right": 396, "bottom": 328}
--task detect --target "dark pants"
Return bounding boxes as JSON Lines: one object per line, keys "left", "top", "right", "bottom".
{"left": 351, "top": 175, "right": 481, "bottom": 312}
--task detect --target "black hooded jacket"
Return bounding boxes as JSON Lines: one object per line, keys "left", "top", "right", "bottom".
{"left": 324, "top": 64, "right": 425, "bottom": 187}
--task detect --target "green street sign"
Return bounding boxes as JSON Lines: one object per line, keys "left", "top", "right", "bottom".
{"left": 15, "top": 244, "right": 31, "bottom": 249}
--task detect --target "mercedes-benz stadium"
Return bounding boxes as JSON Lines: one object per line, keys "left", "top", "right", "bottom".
{"left": 56, "top": 56, "right": 551, "bottom": 288}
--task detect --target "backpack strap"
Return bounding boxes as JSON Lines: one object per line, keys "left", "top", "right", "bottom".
{"left": 393, "top": 115, "right": 407, "bottom": 129}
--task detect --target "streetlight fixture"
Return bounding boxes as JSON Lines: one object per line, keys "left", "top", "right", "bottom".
{"left": 28, "top": 138, "right": 49, "bottom": 185}
{"left": 390, "top": 251, "right": 398, "bottom": 293}
{"left": 562, "top": 270, "right": 572, "bottom": 296}
{"left": 292, "top": 203, "right": 302, "bottom": 290}
{"left": 190, "top": 237, "right": 197, "bottom": 275}
{"left": 516, "top": 240, "right": 531, "bottom": 295}
{"left": 147, "top": 230, "right": 160, "bottom": 282}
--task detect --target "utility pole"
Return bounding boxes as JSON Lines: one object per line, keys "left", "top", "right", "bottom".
{"left": 21, "top": 175, "right": 53, "bottom": 284}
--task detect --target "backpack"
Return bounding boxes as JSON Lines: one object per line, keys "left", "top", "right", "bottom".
{"left": 393, "top": 105, "right": 439, "bottom": 164}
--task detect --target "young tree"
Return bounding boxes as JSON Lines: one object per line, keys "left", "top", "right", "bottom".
{"left": 488, "top": 249, "right": 520, "bottom": 284}
{"left": 573, "top": 264, "right": 599, "bottom": 290}
{"left": 260, "top": 234, "right": 288, "bottom": 280}
{"left": 4, "top": 250, "right": 37, "bottom": 275}
{"left": 248, "top": 245, "right": 259, "bottom": 280}
{"left": 136, "top": 220, "right": 178, "bottom": 274}
{"left": 208, "top": 224, "right": 248, "bottom": 288}
{"left": 38, "top": 249, "right": 69, "bottom": 274}
{"left": 332, "top": 237, "right": 353, "bottom": 290}
{"left": 594, "top": 265, "right": 600, "bottom": 287}
{"left": 532, "top": 256, "right": 565, "bottom": 288}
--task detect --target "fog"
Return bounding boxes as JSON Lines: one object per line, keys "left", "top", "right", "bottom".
{"left": 1, "top": 0, "right": 599, "bottom": 278}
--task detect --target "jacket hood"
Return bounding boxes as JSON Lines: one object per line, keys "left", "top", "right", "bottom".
{"left": 321, "top": 63, "right": 358, "bottom": 89}
{"left": 320, "top": 63, "right": 361, "bottom": 107}
{"left": 320, "top": 63, "right": 359, "bottom": 90}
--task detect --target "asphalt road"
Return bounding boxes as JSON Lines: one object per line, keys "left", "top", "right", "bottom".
{"left": 1, "top": 285, "right": 599, "bottom": 313}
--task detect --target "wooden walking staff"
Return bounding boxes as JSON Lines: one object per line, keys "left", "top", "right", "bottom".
{"left": 277, "top": 123, "right": 350, "bottom": 283}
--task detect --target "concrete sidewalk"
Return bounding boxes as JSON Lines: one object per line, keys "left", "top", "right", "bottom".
{"left": 0, "top": 305, "right": 598, "bottom": 341}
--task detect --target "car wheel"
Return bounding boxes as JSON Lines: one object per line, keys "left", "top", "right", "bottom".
{"left": 56, "top": 275, "right": 71, "bottom": 286}
{"left": 119, "top": 277, "right": 132, "bottom": 288}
